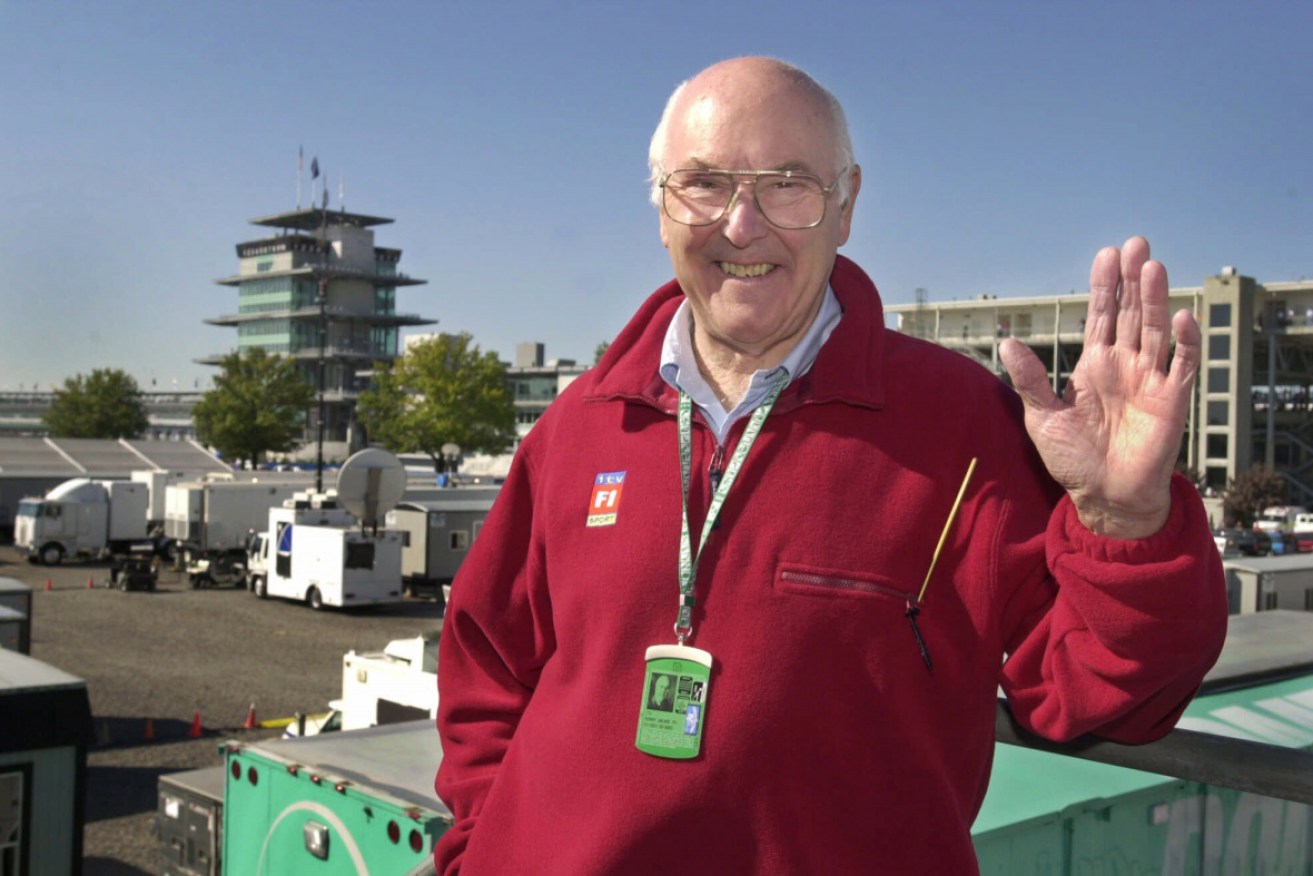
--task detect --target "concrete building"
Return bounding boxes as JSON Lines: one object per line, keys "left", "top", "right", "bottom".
{"left": 506, "top": 342, "right": 589, "bottom": 444}
{"left": 0, "top": 390, "right": 205, "bottom": 440}
{"left": 887, "top": 270, "right": 1313, "bottom": 502}
{"left": 202, "top": 207, "right": 433, "bottom": 461}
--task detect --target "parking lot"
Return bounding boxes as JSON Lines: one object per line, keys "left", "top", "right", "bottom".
{"left": 1, "top": 544, "right": 443, "bottom": 874}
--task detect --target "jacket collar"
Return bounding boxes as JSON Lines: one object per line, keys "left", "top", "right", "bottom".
{"left": 585, "top": 254, "right": 886, "bottom": 412}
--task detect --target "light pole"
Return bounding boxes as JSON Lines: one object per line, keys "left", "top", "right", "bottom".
{"left": 1266, "top": 299, "right": 1278, "bottom": 471}
{"left": 315, "top": 277, "right": 327, "bottom": 493}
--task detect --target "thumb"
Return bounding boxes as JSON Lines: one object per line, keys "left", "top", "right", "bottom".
{"left": 999, "top": 339, "right": 1059, "bottom": 412}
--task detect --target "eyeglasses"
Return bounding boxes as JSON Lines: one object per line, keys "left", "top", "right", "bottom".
{"left": 659, "top": 167, "right": 846, "bottom": 230}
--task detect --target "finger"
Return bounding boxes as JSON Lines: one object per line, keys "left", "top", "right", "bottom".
{"left": 1116, "top": 237, "right": 1150, "bottom": 352}
{"left": 1139, "top": 257, "right": 1172, "bottom": 372}
{"left": 1167, "top": 307, "right": 1202, "bottom": 389}
{"left": 1084, "top": 246, "right": 1121, "bottom": 348}
{"left": 999, "top": 338, "right": 1060, "bottom": 411}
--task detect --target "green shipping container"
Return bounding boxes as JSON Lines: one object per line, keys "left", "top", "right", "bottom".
{"left": 973, "top": 612, "right": 1313, "bottom": 874}
{"left": 222, "top": 720, "right": 451, "bottom": 875}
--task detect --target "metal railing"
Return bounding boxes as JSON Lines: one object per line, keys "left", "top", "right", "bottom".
{"left": 994, "top": 699, "right": 1313, "bottom": 805}
{"left": 397, "top": 707, "right": 1313, "bottom": 876}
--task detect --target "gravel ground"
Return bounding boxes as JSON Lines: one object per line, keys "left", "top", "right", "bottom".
{"left": 1, "top": 544, "right": 442, "bottom": 875}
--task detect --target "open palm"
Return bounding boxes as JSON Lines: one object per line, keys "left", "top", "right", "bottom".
{"left": 1000, "top": 238, "right": 1201, "bottom": 539}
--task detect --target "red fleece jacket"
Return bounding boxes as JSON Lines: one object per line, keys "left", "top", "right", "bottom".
{"left": 434, "top": 256, "right": 1227, "bottom": 875}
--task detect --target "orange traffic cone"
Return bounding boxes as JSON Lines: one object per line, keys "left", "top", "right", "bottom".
{"left": 87, "top": 576, "right": 95, "bottom": 590}
{"left": 144, "top": 718, "right": 155, "bottom": 741}
{"left": 242, "top": 703, "right": 258, "bottom": 730}
{"left": 44, "top": 578, "right": 52, "bottom": 592}
{"left": 188, "top": 711, "right": 203, "bottom": 738}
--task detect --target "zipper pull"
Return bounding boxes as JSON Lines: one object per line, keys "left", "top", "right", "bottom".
{"left": 905, "top": 601, "right": 933, "bottom": 672}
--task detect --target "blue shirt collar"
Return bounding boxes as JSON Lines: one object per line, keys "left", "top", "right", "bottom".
{"left": 659, "top": 284, "right": 842, "bottom": 444}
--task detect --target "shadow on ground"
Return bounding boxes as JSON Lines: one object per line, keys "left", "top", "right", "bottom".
{"left": 82, "top": 857, "right": 151, "bottom": 876}
{"left": 84, "top": 765, "right": 171, "bottom": 822}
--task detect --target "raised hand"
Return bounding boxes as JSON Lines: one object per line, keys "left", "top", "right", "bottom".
{"left": 998, "top": 237, "right": 1201, "bottom": 539}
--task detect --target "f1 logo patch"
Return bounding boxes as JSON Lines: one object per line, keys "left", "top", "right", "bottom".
{"left": 587, "top": 471, "right": 626, "bottom": 527}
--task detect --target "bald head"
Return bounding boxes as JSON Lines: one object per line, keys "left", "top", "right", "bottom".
{"left": 648, "top": 56, "right": 862, "bottom": 373}
{"left": 648, "top": 57, "right": 854, "bottom": 205}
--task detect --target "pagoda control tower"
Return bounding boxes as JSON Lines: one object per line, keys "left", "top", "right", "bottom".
{"left": 202, "top": 207, "right": 432, "bottom": 459}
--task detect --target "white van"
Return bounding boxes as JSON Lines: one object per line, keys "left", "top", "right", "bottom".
{"left": 1254, "top": 506, "right": 1308, "bottom": 533}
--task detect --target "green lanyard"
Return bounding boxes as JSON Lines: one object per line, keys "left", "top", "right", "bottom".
{"left": 675, "top": 369, "right": 790, "bottom": 645}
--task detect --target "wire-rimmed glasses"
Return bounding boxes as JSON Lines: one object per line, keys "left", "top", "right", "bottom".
{"left": 659, "top": 168, "right": 846, "bottom": 229}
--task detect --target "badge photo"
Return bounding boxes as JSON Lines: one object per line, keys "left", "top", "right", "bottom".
{"left": 635, "top": 644, "right": 713, "bottom": 759}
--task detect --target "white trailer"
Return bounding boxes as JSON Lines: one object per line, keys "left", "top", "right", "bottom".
{"left": 164, "top": 476, "right": 311, "bottom": 562}
{"left": 250, "top": 497, "right": 405, "bottom": 610}
{"left": 130, "top": 470, "right": 194, "bottom": 529}
{"left": 384, "top": 490, "right": 498, "bottom": 600}
{"left": 14, "top": 478, "right": 150, "bottom": 565}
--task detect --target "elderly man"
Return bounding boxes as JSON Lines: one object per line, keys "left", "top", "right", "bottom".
{"left": 434, "top": 57, "right": 1226, "bottom": 874}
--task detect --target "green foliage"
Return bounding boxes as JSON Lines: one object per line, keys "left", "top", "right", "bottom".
{"left": 1222, "top": 464, "right": 1287, "bottom": 527}
{"left": 191, "top": 349, "right": 315, "bottom": 468}
{"left": 43, "top": 368, "right": 149, "bottom": 438}
{"left": 594, "top": 340, "right": 611, "bottom": 365}
{"left": 357, "top": 332, "right": 515, "bottom": 470}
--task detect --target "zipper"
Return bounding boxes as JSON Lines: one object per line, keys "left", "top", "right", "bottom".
{"left": 708, "top": 444, "right": 725, "bottom": 497}
{"left": 706, "top": 444, "right": 725, "bottom": 530}
{"left": 781, "top": 570, "right": 934, "bottom": 672}
{"left": 780, "top": 569, "right": 915, "bottom": 603}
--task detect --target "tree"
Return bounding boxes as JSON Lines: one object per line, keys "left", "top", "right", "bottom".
{"left": 43, "top": 368, "right": 149, "bottom": 438}
{"left": 191, "top": 348, "right": 315, "bottom": 469}
{"left": 594, "top": 340, "right": 611, "bottom": 365}
{"left": 1222, "top": 464, "right": 1287, "bottom": 528}
{"left": 357, "top": 332, "right": 515, "bottom": 472}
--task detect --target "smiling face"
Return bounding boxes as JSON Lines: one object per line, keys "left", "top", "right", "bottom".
{"left": 657, "top": 59, "right": 860, "bottom": 370}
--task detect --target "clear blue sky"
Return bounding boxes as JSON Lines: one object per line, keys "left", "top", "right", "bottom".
{"left": 2, "top": 0, "right": 1310, "bottom": 391}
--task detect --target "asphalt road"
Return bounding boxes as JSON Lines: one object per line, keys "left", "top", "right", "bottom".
{"left": 1, "top": 544, "right": 442, "bottom": 875}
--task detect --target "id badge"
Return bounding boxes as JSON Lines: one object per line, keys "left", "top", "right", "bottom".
{"left": 635, "top": 644, "right": 712, "bottom": 759}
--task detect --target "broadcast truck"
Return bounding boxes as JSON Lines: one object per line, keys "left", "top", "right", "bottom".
{"left": 246, "top": 492, "right": 405, "bottom": 610}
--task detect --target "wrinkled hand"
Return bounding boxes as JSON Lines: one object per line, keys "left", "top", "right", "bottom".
{"left": 999, "top": 237, "right": 1201, "bottom": 539}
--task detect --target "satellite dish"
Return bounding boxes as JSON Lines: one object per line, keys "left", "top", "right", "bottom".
{"left": 335, "top": 448, "right": 406, "bottom": 530}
